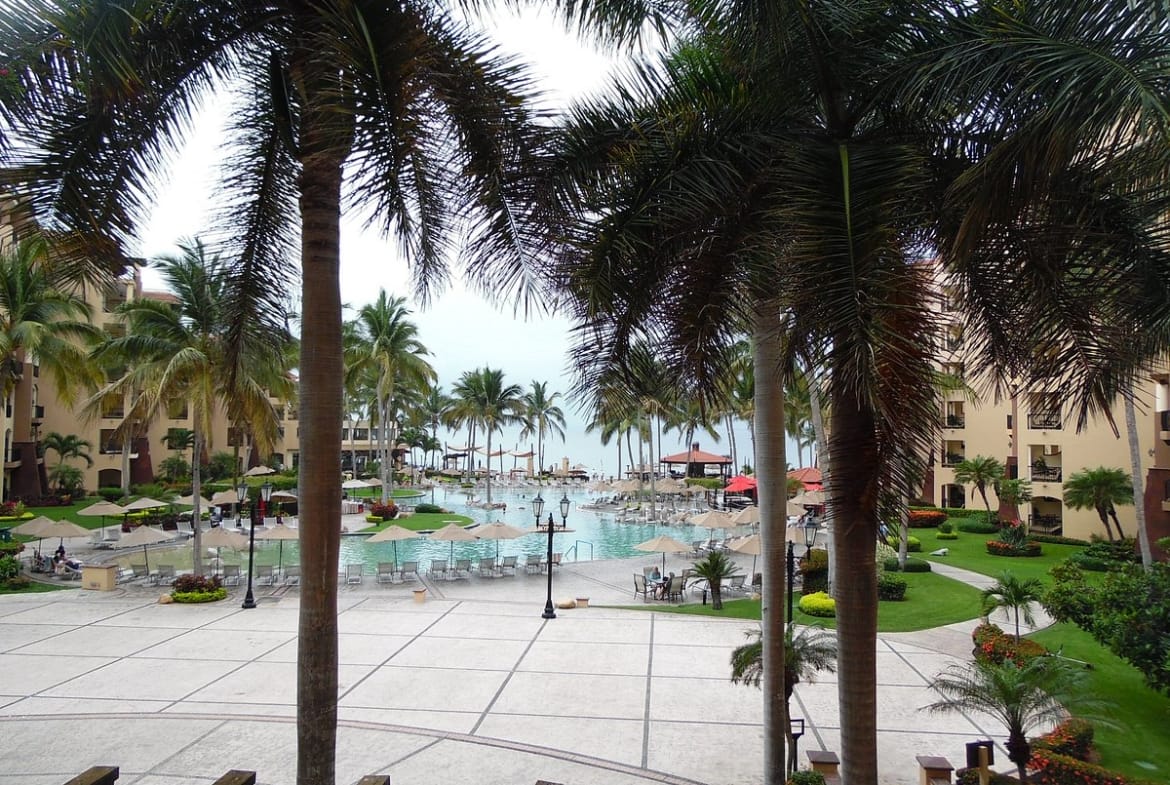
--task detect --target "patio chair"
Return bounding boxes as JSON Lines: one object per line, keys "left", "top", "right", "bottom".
{"left": 129, "top": 563, "right": 150, "bottom": 582}
{"left": 550, "top": 552, "right": 562, "bottom": 569}
{"left": 222, "top": 564, "right": 241, "bottom": 587}
{"left": 633, "top": 572, "right": 650, "bottom": 602}
{"left": 500, "top": 555, "right": 518, "bottom": 576}
{"left": 666, "top": 575, "right": 685, "bottom": 603}
{"left": 477, "top": 557, "right": 497, "bottom": 578}
{"left": 345, "top": 563, "right": 363, "bottom": 584}
{"left": 256, "top": 564, "right": 276, "bottom": 585}
{"left": 284, "top": 565, "right": 300, "bottom": 586}
{"left": 376, "top": 562, "right": 396, "bottom": 584}
{"left": 401, "top": 561, "right": 419, "bottom": 581}
{"left": 690, "top": 540, "right": 708, "bottom": 556}
{"left": 524, "top": 555, "right": 542, "bottom": 575}
{"left": 429, "top": 559, "right": 448, "bottom": 580}
{"left": 726, "top": 574, "right": 747, "bottom": 594}
{"left": 454, "top": 559, "right": 472, "bottom": 579}
{"left": 156, "top": 564, "right": 177, "bottom": 586}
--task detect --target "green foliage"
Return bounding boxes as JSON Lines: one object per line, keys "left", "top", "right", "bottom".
{"left": 1045, "top": 561, "right": 1170, "bottom": 694}
{"left": 204, "top": 452, "right": 237, "bottom": 482}
{"left": 369, "top": 502, "right": 398, "bottom": 519}
{"left": 131, "top": 483, "right": 168, "bottom": 500}
{"left": 799, "top": 591, "right": 836, "bottom": 617}
{"left": 172, "top": 587, "right": 228, "bottom": 603}
{"left": 998, "top": 519, "right": 1029, "bottom": 548}
{"left": 414, "top": 503, "right": 443, "bottom": 513}
{"left": 877, "top": 572, "right": 907, "bottom": 601}
{"left": 0, "top": 541, "right": 25, "bottom": 557}
{"left": 786, "top": 770, "right": 827, "bottom": 785}
{"left": 938, "top": 531, "right": 959, "bottom": 540}
{"left": 938, "top": 520, "right": 954, "bottom": 534}
{"left": 972, "top": 623, "right": 1049, "bottom": 665}
{"left": 1032, "top": 533, "right": 1090, "bottom": 546}
{"left": 158, "top": 455, "right": 191, "bottom": 482}
{"left": 1068, "top": 538, "right": 1138, "bottom": 572}
{"left": 691, "top": 549, "right": 742, "bottom": 610}
{"left": 1157, "top": 536, "right": 1170, "bottom": 555}
{"left": 97, "top": 487, "right": 124, "bottom": 502}
{"left": 882, "top": 556, "right": 932, "bottom": 573}
{"left": 986, "top": 539, "right": 1043, "bottom": 557}
{"left": 886, "top": 534, "right": 921, "bottom": 552}
{"left": 365, "top": 515, "right": 382, "bottom": 523}
{"left": 955, "top": 768, "right": 1017, "bottom": 785}
{"left": 800, "top": 547, "right": 829, "bottom": 593}
{"left": 958, "top": 518, "right": 1000, "bottom": 534}
{"left": 1031, "top": 718, "right": 1095, "bottom": 761}
{"left": 1029, "top": 748, "right": 1161, "bottom": 785}
{"left": 0, "top": 554, "right": 19, "bottom": 580}
{"left": 171, "top": 574, "right": 225, "bottom": 601}
{"left": 982, "top": 571, "right": 1045, "bottom": 640}
{"left": 50, "top": 464, "right": 85, "bottom": 496}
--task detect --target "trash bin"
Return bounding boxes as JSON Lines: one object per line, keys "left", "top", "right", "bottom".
{"left": 82, "top": 564, "right": 118, "bottom": 592}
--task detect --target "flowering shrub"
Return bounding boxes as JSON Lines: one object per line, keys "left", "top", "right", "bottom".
{"left": 908, "top": 509, "right": 947, "bottom": 528}
{"left": 1000, "top": 519, "right": 1028, "bottom": 546}
{"left": 801, "top": 548, "right": 829, "bottom": 593}
{"left": 0, "top": 501, "right": 21, "bottom": 517}
{"left": 1029, "top": 749, "right": 1159, "bottom": 785}
{"left": 1031, "top": 718, "right": 1095, "bottom": 761}
{"left": 171, "top": 574, "right": 226, "bottom": 603}
{"left": 986, "top": 539, "right": 1043, "bottom": 557}
{"left": 972, "top": 622, "right": 1048, "bottom": 665}
{"left": 369, "top": 502, "right": 398, "bottom": 520}
{"left": 955, "top": 768, "right": 1016, "bottom": 785}
{"left": 798, "top": 591, "right": 836, "bottom": 617}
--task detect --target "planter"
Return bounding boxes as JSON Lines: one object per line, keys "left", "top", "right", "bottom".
{"left": 575, "top": 597, "right": 589, "bottom": 608}
{"left": 412, "top": 588, "right": 427, "bottom": 604}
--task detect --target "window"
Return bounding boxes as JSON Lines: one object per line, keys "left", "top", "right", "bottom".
{"left": 227, "top": 427, "right": 248, "bottom": 447}
{"left": 100, "top": 429, "right": 123, "bottom": 454}
{"left": 1027, "top": 394, "right": 1062, "bottom": 429}
{"left": 100, "top": 394, "right": 124, "bottom": 419}
{"left": 945, "top": 402, "right": 965, "bottom": 428}
{"left": 353, "top": 428, "right": 369, "bottom": 441}
{"left": 165, "top": 399, "right": 188, "bottom": 419}
{"left": 341, "top": 428, "right": 350, "bottom": 441}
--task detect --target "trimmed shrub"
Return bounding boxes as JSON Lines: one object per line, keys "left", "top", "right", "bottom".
{"left": 98, "top": 486, "right": 124, "bottom": 502}
{"left": 1032, "top": 533, "right": 1090, "bottom": 546}
{"left": 986, "top": 539, "right": 1043, "bottom": 557}
{"left": 1029, "top": 748, "right": 1161, "bottom": 785}
{"left": 787, "top": 771, "right": 827, "bottom": 785}
{"left": 799, "top": 591, "right": 836, "bottom": 617}
{"left": 938, "top": 520, "right": 954, "bottom": 534}
{"left": 173, "top": 587, "right": 228, "bottom": 603}
{"left": 0, "top": 554, "right": 19, "bottom": 581}
{"left": 800, "top": 548, "right": 829, "bottom": 593}
{"left": 885, "top": 534, "right": 921, "bottom": 552}
{"left": 877, "top": 572, "right": 907, "bottom": 601}
{"left": 972, "top": 623, "right": 1048, "bottom": 665}
{"left": 958, "top": 518, "right": 999, "bottom": 534}
{"left": 131, "top": 483, "right": 168, "bottom": 500}
{"left": 908, "top": 509, "right": 947, "bottom": 528}
{"left": 365, "top": 515, "right": 383, "bottom": 524}
{"left": 414, "top": 503, "right": 443, "bottom": 514}
{"left": 1031, "top": 718, "right": 1095, "bottom": 761}
{"left": 369, "top": 501, "right": 398, "bottom": 520}
{"left": 882, "top": 556, "right": 932, "bottom": 573}
{"left": 171, "top": 574, "right": 226, "bottom": 603}
{"left": 937, "top": 531, "right": 959, "bottom": 540}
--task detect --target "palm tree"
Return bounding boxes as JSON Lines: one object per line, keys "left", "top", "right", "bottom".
{"left": 731, "top": 626, "right": 838, "bottom": 772}
{"left": 3, "top": 5, "right": 547, "bottom": 781}
{"left": 419, "top": 387, "right": 453, "bottom": 471}
{"left": 926, "top": 658, "right": 1104, "bottom": 783}
{"left": 994, "top": 478, "right": 1033, "bottom": 528}
{"left": 538, "top": 6, "right": 1170, "bottom": 784}
{"left": 519, "top": 381, "right": 566, "bottom": 482}
{"left": 462, "top": 367, "right": 522, "bottom": 506}
{"left": 690, "top": 550, "right": 741, "bottom": 611}
{"left": 1063, "top": 467, "right": 1133, "bottom": 542}
{"left": 953, "top": 456, "right": 1006, "bottom": 524}
{"left": 41, "top": 431, "right": 93, "bottom": 471}
{"left": 981, "top": 572, "right": 1045, "bottom": 642}
{"left": 88, "top": 239, "right": 292, "bottom": 577}
{"left": 344, "top": 292, "right": 435, "bottom": 499}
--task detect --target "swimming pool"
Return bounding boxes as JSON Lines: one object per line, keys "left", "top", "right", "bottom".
{"left": 108, "top": 485, "right": 740, "bottom": 572}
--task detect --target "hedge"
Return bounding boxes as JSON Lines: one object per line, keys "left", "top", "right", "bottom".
{"left": 986, "top": 540, "right": 1043, "bottom": 557}
{"left": 937, "top": 532, "right": 959, "bottom": 540}
{"left": 173, "top": 588, "right": 228, "bottom": 603}
{"left": 799, "top": 591, "right": 836, "bottom": 617}
{"left": 885, "top": 535, "right": 921, "bottom": 552}
{"left": 1031, "top": 533, "right": 1090, "bottom": 546}
{"left": 800, "top": 548, "right": 829, "bottom": 594}
{"left": 877, "top": 573, "right": 907, "bottom": 601}
{"left": 882, "top": 556, "right": 932, "bottom": 573}
{"left": 908, "top": 509, "right": 947, "bottom": 528}
{"left": 959, "top": 519, "right": 1000, "bottom": 534}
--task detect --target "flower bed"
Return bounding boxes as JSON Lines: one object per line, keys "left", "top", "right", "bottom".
{"left": 986, "top": 540, "right": 1043, "bottom": 557}
{"left": 1031, "top": 718, "right": 1095, "bottom": 761}
{"left": 171, "top": 574, "right": 226, "bottom": 603}
{"left": 908, "top": 509, "right": 947, "bottom": 528}
{"left": 1029, "top": 749, "right": 1159, "bottom": 785}
{"left": 972, "top": 622, "right": 1048, "bottom": 665}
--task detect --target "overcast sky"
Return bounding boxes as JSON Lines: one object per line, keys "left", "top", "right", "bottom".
{"left": 132, "top": 9, "right": 760, "bottom": 476}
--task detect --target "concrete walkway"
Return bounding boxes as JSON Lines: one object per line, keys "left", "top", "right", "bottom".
{"left": 0, "top": 554, "right": 1030, "bottom": 785}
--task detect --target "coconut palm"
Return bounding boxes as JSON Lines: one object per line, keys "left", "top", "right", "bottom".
{"left": 459, "top": 368, "right": 522, "bottom": 505}
{"left": 1063, "top": 467, "right": 1133, "bottom": 542}
{"left": 538, "top": 6, "right": 1170, "bottom": 783}
{"left": 344, "top": 292, "right": 435, "bottom": 499}
{"left": 519, "top": 381, "right": 566, "bottom": 482}
{"left": 731, "top": 626, "right": 838, "bottom": 772}
{"left": 1, "top": 4, "right": 548, "bottom": 780}
{"left": 690, "top": 550, "right": 741, "bottom": 611}
{"left": 926, "top": 657, "right": 1104, "bottom": 783}
{"left": 981, "top": 572, "right": 1045, "bottom": 643}
{"left": 88, "top": 239, "right": 292, "bottom": 577}
{"left": 953, "top": 456, "right": 1006, "bottom": 524}
{"left": 419, "top": 387, "right": 453, "bottom": 471}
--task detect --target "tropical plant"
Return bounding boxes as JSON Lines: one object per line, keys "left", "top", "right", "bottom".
{"left": 1063, "top": 467, "right": 1133, "bottom": 542}
{"left": 926, "top": 657, "right": 1105, "bottom": 783}
{"left": 87, "top": 239, "right": 293, "bottom": 577}
{"left": 981, "top": 572, "right": 1045, "bottom": 642}
{"left": 519, "top": 381, "right": 566, "bottom": 482}
{"left": 994, "top": 478, "right": 1033, "bottom": 525}
{"left": 452, "top": 367, "right": 522, "bottom": 505}
{"left": 49, "top": 463, "right": 83, "bottom": 496}
{"left": 731, "top": 626, "right": 838, "bottom": 772}
{"left": 690, "top": 550, "right": 741, "bottom": 610}
{"left": 953, "top": 456, "right": 1006, "bottom": 523}
{"left": 41, "top": 431, "right": 93, "bottom": 471}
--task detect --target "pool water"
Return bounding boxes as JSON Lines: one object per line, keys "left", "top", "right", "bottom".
{"left": 110, "top": 486, "right": 741, "bottom": 572}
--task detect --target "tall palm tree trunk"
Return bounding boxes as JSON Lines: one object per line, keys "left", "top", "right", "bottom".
{"left": 190, "top": 423, "right": 205, "bottom": 576}
{"left": 831, "top": 392, "right": 879, "bottom": 785}
{"left": 753, "top": 305, "right": 788, "bottom": 784}
{"left": 647, "top": 413, "right": 657, "bottom": 520}
{"left": 485, "top": 428, "right": 494, "bottom": 505}
{"left": 296, "top": 139, "right": 345, "bottom": 785}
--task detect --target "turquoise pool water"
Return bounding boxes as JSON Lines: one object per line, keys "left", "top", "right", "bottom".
{"left": 112, "top": 486, "right": 737, "bottom": 571}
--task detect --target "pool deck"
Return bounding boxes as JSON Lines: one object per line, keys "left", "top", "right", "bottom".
{"left": 1, "top": 532, "right": 1037, "bottom": 785}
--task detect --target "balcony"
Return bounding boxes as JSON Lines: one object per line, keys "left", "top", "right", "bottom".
{"left": 1028, "top": 514, "right": 1063, "bottom": 535}
{"left": 945, "top": 414, "right": 965, "bottom": 428}
{"left": 1031, "top": 464, "right": 1063, "bottom": 482}
{"left": 32, "top": 405, "right": 44, "bottom": 421}
{"left": 1027, "top": 411, "right": 1062, "bottom": 430}
{"left": 942, "top": 452, "right": 965, "bottom": 467}
{"left": 1160, "top": 410, "right": 1170, "bottom": 442}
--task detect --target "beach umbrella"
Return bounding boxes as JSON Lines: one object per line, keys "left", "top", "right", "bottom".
{"left": 202, "top": 526, "right": 248, "bottom": 574}
{"left": 690, "top": 509, "right": 736, "bottom": 540}
{"left": 634, "top": 534, "right": 692, "bottom": 573}
{"left": 270, "top": 490, "right": 298, "bottom": 500}
{"left": 728, "top": 533, "right": 763, "bottom": 577}
{"left": 124, "top": 496, "right": 170, "bottom": 511}
{"left": 366, "top": 524, "right": 420, "bottom": 569}
{"left": 429, "top": 522, "right": 477, "bottom": 563}
{"left": 41, "top": 520, "right": 92, "bottom": 550}
{"left": 473, "top": 521, "right": 527, "bottom": 560}
{"left": 341, "top": 478, "right": 369, "bottom": 490}
{"left": 724, "top": 474, "right": 758, "bottom": 493}
{"left": 77, "top": 500, "right": 128, "bottom": 517}
{"left": 254, "top": 523, "right": 299, "bottom": 573}
{"left": 787, "top": 499, "right": 807, "bottom": 518}
{"left": 172, "top": 492, "right": 207, "bottom": 506}
{"left": 790, "top": 490, "right": 825, "bottom": 507}
{"left": 244, "top": 465, "right": 275, "bottom": 476}
{"left": 115, "top": 525, "right": 175, "bottom": 572}
{"left": 210, "top": 489, "right": 244, "bottom": 506}
{"left": 11, "top": 515, "right": 59, "bottom": 556}
{"left": 731, "top": 505, "right": 761, "bottom": 526}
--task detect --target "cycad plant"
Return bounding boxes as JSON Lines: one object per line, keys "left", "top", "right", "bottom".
{"left": 953, "top": 456, "right": 1006, "bottom": 523}
{"left": 691, "top": 550, "right": 741, "bottom": 610}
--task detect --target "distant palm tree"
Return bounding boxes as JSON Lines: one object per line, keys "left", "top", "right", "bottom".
{"left": 953, "top": 456, "right": 1007, "bottom": 522}
{"left": 732, "top": 626, "right": 838, "bottom": 771}
{"left": 690, "top": 550, "right": 741, "bottom": 610}
{"left": 519, "top": 381, "right": 566, "bottom": 482}
{"left": 926, "top": 658, "right": 1105, "bottom": 783}
{"left": 994, "top": 478, "right": 1033, "bottom": 526}
{"left": 41, "top": 431, "right": 93, "bottom": 470}
{"left": 1063, "top": 467, "right": 1133, "bottom": 542}
{"left": 419, "top": 387, "right": 453, "bottom": 471}
{"left": 468, "top": 368, "right": 522, "bottom": 506}
{"left": 981, "top": 572, "right": 1045, "bottom": 642}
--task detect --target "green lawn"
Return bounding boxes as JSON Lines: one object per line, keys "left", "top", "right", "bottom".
{"left": 916, "top": 527, "right": 1085, "bottom": 583}
{"left": 619, "top": 570, "right": 984, "bottom": 632}
{"left": 0, "top": 579, "right": 73, "bottom": 595}
{"left": 1029, "top": 623, "right": 1170, "bottom": 782}
{"left": 360, "top": 512, "right": 473, "bottom": 533}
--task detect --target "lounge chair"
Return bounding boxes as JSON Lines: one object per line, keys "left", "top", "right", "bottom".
{"left": 284, "top": 565, "right": 300, "bottom": 586}
{"left": 726, "top": 574, "right": 747, "bottom": 594}
{"left": 376, "top": 562, "right": 396, "bottom": 584}
{"left": 401, "top": 561, "right": 419, "bottom": 581}
{"left": 550, "top": 552, "right": 562, "bottom": 569}
{"left": 129, "top": 563, "right": 150, "bottom": 582}
{"left": 155, "top": 564, "right": 177, "bottom": 586}
{"left": 477, "top": 557, "right": 497, "bottom": 578}
{"left": 633, "top": 573, "right": 650, "bottom": 602}
{"left": 430, "top": 560, "right": 448, "bottom": 580}
{"left": 221, "top": 564, "right": 241, "bottom": 586}
{"left": 500, "top": 555, "right": 518, "bottom": 576}
{"left": 690, "top": 540, "right": 708, "bottom": 556}
{"left": 454, "top": 558, "right": 472, "bottom": 579}
{"left": 345, "top": 563, "right": 363, "bottom": 584}
{"left": 256, "top": 564, "right": 276, "bottom": 585}
{"left": 525, "top": 555, "right": 544, "bottom": 575}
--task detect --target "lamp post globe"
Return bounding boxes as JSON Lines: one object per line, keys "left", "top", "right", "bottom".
{"left": 803, "top": 519, "right": 819, "bottom": 551}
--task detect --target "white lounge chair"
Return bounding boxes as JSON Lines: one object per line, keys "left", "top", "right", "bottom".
{"left": 345, "top": 563, "right": 363, "bottom": 584}
{"left": 376, "top": 562, "right": 396, "bottom": 584}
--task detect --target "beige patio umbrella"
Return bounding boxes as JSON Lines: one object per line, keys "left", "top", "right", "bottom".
{"left": 244, "top": 465, "right": 275, "bottom": 476}
{"left": 115, "top": 525, "right": 175, "bottom": 572}
{"left": 790, "top": 490, "right": 825, "bottom": 507}
{"left": 473, "top": 521, "right": 528, "bottom": 560}
{"left": 41, "top": 520, "right": 93, "bottom": 549}
{"left": 429, "top": 522, "right": 478, "bottom": 563}
{"left": 728, "top": 533, "right": 762, "bottom": 576}
{"left": 731, "top": 505, "right": 761, "bottom": 526}
{"left": 341, "top": 478, "right": 369, "bottom": 490}
{"left": 366, "top": 524, "right": 420, "bottom": 569}
{"left": 787, "top": 499, "right": 807, "bottom": 518}
{"left": 77, "top": 500, "right": 128, "bottom": 517}
{"left": 254, "top": 523, "right": 299, "bottom": 573}
{"left": 201, "top": 526, "right": 248, "bottom": 574}
{"left": 210, "top": 489, "right": 244, "bottom": 506}
{"left": 634, "top": 534, "right": 692, "bottom": 573}
{"left": 690, "top": 509, "right": 737, "bottom": 540}
{"left": 270, "top": 490, "right": 298, "bottom": 500}
{"left": 172, "top": 492, "right": 207, "bottom": 506}
{"left": 11, "top": 515, "right": 60, "bottom": 556}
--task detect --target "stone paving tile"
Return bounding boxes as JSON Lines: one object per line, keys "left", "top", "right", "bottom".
{"left": 134, "top": 628, "right": 295, "bottom": 661}
{"left": 492, "top": 671, "right": 648, "bottom": 720}
{"left": 162, "top": 700, "right": 296, "bottom": 718}
{"left": 338, "top": 706, "right": 481, "bottom": 733}
{"left": 475, "top": 713, "right": 647, "bottom": 767}
{"left": 0, "top": 623, "right": 76, "bottom": 652}
{"left": 339, "top": 664, "right": 510, "bottom": 713}
{"left": 648, "top": 675, "right": 762, "bottom": 725}
{"left": 388, "top": 633, "right": 529, "bottom": 671}
{"left": 11, "top": 623, "right": 181, "bottom": 657}
{"left": 182, "top": 660, "right": 374, "bottom": 704}
{"left": 0, "top": 601, "right": 136, "bottom": 626}
{"left": 651, "top": 643, "right": 737, "bottom": 680}
{"left": 648, "top": 720, "right": 764, "bottom": 785}
{"left": 258, "top": 631, "right": 416, "bottom": 665}
{"left": 0, "top": 652, "right": 118, "bottom": 693}
{"left": 337, "top": 607, "right": 448, "bottom": 636}
{"left": 0, "top": 695, "right": 172, "bottom": 715}
{"left": 652, "top": 617, "right": 755, "bottom": 648}
{"left": 201, "top": 607, "right": 300, "bottom": 632}
{"left": 517, "top": 640, "right": 649, "bottom": 676}
{"left": 0, "top": 716, "right": 222, "bottom": 772}
{"left": 536, "top": 616, "right": 653, "bottom": 645}
{"left": 95, "top": 602, "right": 244, "bottom": 629}
{"left": 424, "top": 609, "right": 546, "bottom": 640}
{"left": 39, "top": 656, "right": 241, "bottom": 701}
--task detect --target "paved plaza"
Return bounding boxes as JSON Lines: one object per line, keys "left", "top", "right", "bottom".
{"left": 0, "top": 555, "right": 1015, "bottom": 785}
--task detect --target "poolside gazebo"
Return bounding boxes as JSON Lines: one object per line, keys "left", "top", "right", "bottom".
{"left": 660, "top": 443, "right": 734, "bottom": 481}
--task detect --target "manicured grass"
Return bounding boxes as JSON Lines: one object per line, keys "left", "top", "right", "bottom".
{"left": 916, "top": 527, "right": 1085, "bottom": 583}
{"left": 619, "top": 570, "right": 984, "bottom": 632}
{"left": 360, "top": 513, "right": 473, "bottom": 533}
{"left": 1029, "top": 623, "right": 1170, "bottom": 782}
{"left": 0, "top": 580, "right": 73, "bottom": 594}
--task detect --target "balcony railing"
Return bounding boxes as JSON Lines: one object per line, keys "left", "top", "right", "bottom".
{"left": 1027, "top": 412, "right": 1062, "bottom": 429}
{"left": 945, "top": 414, "right": 965, "bottom": 428}
{"left": 1028, "top": 514, "right": 1063, "bottom": 535}
{"left": 1031, "top": 464, "right": 1063, "bottom": 482}
{"left": 32, "top": 405, "right": 44, "bottom": 420}
{"left": 942, "top": 452, "right": 965, "bottom": 467}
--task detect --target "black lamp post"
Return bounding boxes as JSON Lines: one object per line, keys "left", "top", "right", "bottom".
{"left": 534, "top": 494, "right": 555, "bottom": 619}
{"left": 240, "top": 481, "right": 273, "bottom": 610}
{"left": 790, "top": 718, "right": 806, "bottom": 774}
{"left": 786, "top": 519, "right": 821, "bottom": 627}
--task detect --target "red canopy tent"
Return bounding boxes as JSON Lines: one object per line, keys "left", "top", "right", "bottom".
{"left": 724, "top": 475, "right": 758, "bottom": 493}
